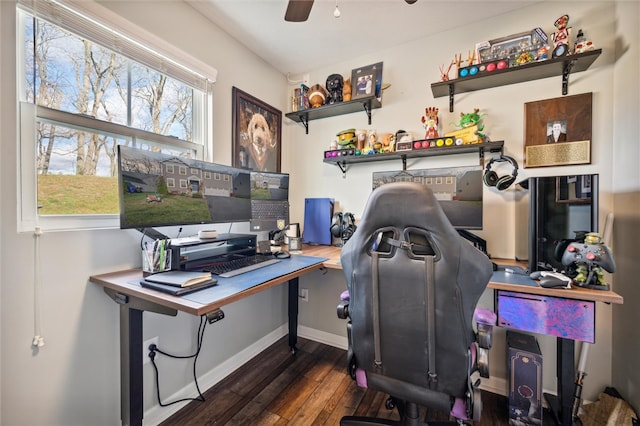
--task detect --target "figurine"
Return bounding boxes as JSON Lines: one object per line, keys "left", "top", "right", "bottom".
{"left": 466, "top": 49, "right": 476, "bottom": 66}
{"left": 421, "top": 107, "right": 439, "bottom": 139}
{"left": 456, "top": 108, "right": 487, "bottom": 142}
{"left": 571, "top": 232, "right": 610, "bottom": 287}
{"left": 454, "top": 53, "right": 463, "bottom": 78}
{"left": 308, "top": 84, "right": 327, "bottom": 108}
{"left": 325, "top": 74, "right": 344, "bottom": 104}
{"left": 439, "top": 60, "right": 455, "bottom": 82}
{"left": 574, "top": 29, "right": 595, "bottom": 54}
{"left": 342, "top": 78, "right": 352, "bottom": 102}
{"left": 551, "top": 14, "right": 572, "bottom": 57}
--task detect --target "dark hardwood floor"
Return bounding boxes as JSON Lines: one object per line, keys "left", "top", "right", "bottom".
{"left": 160, "top": 336, "right": 547, "bottom": 425}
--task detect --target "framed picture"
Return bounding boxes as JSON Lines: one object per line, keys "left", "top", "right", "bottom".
{"left": 523, "top": 92, "right": 592, "bottom": 168}
{"left": 555, "top": 175, "right": 592, "bottom": 203}
{"left": 351, "top": 62, "right": 383, "bottom": 101}
{"left": 232, "top": 87, "right": 282, "bottom": 173}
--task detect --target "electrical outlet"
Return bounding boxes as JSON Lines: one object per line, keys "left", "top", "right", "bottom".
{"left": 143, "top": 336, "right": 159, "bottom": 365}
{"left": 299, "top": 288, "right": 309, "bottom": 302}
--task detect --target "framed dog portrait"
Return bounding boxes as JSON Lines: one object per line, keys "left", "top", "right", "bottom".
{"left": 232, "top": 87, "right": 282, "bottom": 173}
{"left": 524, "top": 92, "right": 592, "bottom": 168}
{"left": 351, "top": 62, "right": 383, "bottom": 101}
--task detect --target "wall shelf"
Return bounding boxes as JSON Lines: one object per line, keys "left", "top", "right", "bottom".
{"left": 285, "top": 95, "right": 382, "bottom": 134}
{"left": 324, "top": 140, "right": 504, "bottom": 175}
{"left": 431, "top": 49, "right": 602, "bottom": 112}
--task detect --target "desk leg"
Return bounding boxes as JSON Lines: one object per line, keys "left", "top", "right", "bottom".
{"left": 288, "top": 277, "right": 299, "bottom": 354}
{"left": 120, "top": 305, "right": 144, "bottom": 426}
{"left": 544, "top": 337, "right": 575, "bottom": 426}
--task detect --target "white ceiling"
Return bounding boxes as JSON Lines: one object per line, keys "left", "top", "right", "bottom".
{"left": 185, "top": 0, "right": 542, "bottom": 76}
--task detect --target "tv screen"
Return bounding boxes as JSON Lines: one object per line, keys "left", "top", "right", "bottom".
{"left": 117, "top": 145, "right": 251, "bottom": 229}
{"left": 528, "top": 174, "right": 598, "bottom": 272}
{"left": 372, "top": 166, "right": 483, "bottom": 230}
{"left": 249, "top": 171, "right": 290, "bottom": 232}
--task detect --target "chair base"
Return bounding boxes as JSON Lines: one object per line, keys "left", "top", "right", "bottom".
{"left": 340, "top": 401, "right": 464, "bottom": 426}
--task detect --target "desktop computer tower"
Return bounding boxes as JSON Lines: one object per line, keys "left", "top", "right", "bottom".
{"left": 507, "top": 330, "right": 543, "bottom": 425}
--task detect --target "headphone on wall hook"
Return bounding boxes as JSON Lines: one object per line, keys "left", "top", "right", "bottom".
{"left": 483, "top": 154, "right": 519, "bottom": 191}
{"left": 330, "top": 212, "right": 357, "bottom": 246}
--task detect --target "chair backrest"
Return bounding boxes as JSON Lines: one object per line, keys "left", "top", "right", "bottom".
{"left": 341, "top": 182, "right": 493, "bottom": 403}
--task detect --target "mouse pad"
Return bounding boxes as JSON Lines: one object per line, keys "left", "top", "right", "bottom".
{"left": 491, "top": 270, "right": 538, "bottom": 287}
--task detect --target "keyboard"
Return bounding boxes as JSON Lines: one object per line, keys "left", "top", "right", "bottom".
{"left": 205, "top": 255, "right": 281, "bottom": 278}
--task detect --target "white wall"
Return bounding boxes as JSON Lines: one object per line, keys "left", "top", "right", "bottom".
{"left": 1, "top": 1, "right": 637, "bottom": 425}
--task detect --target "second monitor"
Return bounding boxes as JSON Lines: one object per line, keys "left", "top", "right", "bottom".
{"left": 249, "top": 171, "right": 290, "bottom": 232}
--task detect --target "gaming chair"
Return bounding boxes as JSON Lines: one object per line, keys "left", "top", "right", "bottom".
{"left": 337, "top": 182, "right": 496, "bottom": 425}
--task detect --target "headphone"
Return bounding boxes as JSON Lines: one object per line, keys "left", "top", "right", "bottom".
{"left": 330, "top": 212, "right": 357, "bottom": 242}
{"left": 483, "top": 155, "right": 519, "bottom": 191}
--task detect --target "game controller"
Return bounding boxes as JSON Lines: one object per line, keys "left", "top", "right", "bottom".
{"left": 561, "top": 242, "right": 616, "bottom": 273}
{"left": 529, "top": 271, "right": 572, "bottom": 288}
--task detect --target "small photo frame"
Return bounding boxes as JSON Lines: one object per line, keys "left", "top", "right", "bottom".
{"left": 351, "top": 62, "right": 383, "bottom": 101}
{"left": 232, "top": 87, "right": 282, "bottom": 173}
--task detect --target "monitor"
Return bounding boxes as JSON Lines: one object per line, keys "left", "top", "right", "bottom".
{"left": 249, "top": 171, "right": 290, "bottom": 232}
{"left": 117, "top": 145, "right": 251, "bottom": 230}
{"left": 372, "top": 166, "right": 483, "bottom": 230}
{"left": 527, "top": 174, "right": 598, "bottom": 272}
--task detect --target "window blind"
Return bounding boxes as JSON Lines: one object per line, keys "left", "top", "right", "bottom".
{"left": 17, "top": 0, "right": 217, "bottom": 92}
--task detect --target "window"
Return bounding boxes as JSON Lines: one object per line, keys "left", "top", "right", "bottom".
{"left": 17, "top": 1, "right": 217, "bottom": 232}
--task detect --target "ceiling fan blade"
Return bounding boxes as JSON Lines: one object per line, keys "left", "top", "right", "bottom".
{"left": 405, "top": 0, "right": 418, "bottom": 3}
{"left": 285, "top": 0, "right": 314, "bottom": 22}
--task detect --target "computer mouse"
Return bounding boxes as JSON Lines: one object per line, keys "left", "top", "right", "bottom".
{"left": 538, "top": 276, "right": 570, "bottom": 288}
{"left": 275, "top": 250, "right": 291, "bottom": 259}
{"left": 529, "top": 271, "right": 543, "bottom": 280}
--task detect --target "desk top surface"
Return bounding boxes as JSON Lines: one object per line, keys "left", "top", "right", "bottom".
{"left": 299, "top": 245, "right": 623, "bottom": 305}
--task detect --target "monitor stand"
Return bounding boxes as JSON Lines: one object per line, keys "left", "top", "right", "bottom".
{"left": 458, "top": 230, "right": 487, "bottom": 255}
{"left": 136, "top": 227, "right": 169, "bottom": 240}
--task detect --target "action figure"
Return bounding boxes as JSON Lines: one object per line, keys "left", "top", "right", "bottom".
{"left": 421, "top": 107, "right": 439, "bottom": 139}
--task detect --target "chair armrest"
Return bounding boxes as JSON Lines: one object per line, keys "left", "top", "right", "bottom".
{"left": 474, "top": 308, "right": 496, "bottom": 379}
{"left": 337, "top": 290, "right": 350, "bottom": 319}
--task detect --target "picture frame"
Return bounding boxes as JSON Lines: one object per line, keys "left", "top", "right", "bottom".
{"left": 523, "top": 92, "right": 592, "bottom": 168}
{"left": 555, "top": 175, "right": 592, "bottom": 203}
{"left": 232, "top": 87, "right": 282, "bottom": 173}
{"left": 351, "top": 62, "right": 383, "bottom": 101}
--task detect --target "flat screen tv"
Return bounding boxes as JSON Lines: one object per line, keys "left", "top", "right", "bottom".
{"left": 372, "top": 166, "right": 483, "bottom": 230}
{"left": 527, "top": 174, "right": 598, "bottom": 272}
{"left": 117, "top": 145, "right": 251, "bottom": 230}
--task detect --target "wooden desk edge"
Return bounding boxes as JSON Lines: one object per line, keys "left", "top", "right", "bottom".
{"left": 89, "top": 263, "right": 326, "bottom": 317}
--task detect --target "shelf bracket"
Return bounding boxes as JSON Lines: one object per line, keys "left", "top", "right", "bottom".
{"left": 562, "top": 59, "right": 577, "bottom": 95}
{"left": 336, "top": 161, "right": 347, "bottom": 177}
{"left": 479, "top": 147, "right": 486, "bottom": 168}
{"left": 448, "top": 84, "right": 455, "bottom": 112}
{"left": 299, "top": 115, "right": 309, "bottom": 134}
{"left": 401, "top": 154, "right": 407, "bottom": 171}
{"left": 362, "top": 102, "right": 372, "bottom": 125}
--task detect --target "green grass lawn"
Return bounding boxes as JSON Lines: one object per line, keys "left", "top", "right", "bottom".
{"left": 121, "top": 192, "right": 211, "bottom": 226}
{"left": 37, "top": 175, "right": 119, "bottom": 215}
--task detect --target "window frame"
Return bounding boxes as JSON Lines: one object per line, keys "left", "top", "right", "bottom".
{"left": 16, "top": 1, "right": 217, "bottom": 233}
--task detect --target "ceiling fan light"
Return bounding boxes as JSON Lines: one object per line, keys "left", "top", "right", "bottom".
{"left": 333, "top": 4, "right": 341, "bottom": 18}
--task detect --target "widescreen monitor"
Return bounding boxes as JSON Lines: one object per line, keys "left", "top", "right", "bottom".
{"left": 117, "top": 145, "right": 251, "bottom": 230}
{"left": 372, "top": 166, "right": 483, "bottom": 230}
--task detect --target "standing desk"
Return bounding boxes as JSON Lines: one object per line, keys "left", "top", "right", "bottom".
{"left": 89, "top": 254, "right": 327, "bottom": 426}
{"left": 299, "top": 245, "right": 624, "bottom": 426}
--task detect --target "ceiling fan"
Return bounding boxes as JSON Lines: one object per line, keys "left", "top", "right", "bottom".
{"left": 285, "top": 0, "right": 417, "bottom": 23}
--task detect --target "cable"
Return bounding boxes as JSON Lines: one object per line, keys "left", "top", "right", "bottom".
{"left": 149, "top": 315, "right": 208, "bottom": 406}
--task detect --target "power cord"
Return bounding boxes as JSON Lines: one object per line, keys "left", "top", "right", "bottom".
{"left": 148, "top": 315, "right": 208, "bottom": 406}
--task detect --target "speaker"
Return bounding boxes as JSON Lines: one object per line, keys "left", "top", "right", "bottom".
{"left": 484, "top": 155, "right": 519, "bottom": 191}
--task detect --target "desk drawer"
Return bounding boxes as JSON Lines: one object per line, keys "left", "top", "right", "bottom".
{"left": 497, "top": 291, "right": 595, "bottom": 343}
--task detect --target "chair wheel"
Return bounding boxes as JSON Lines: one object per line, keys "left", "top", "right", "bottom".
{"left": 385, "top": 397, "right": 395, "bottom": 410}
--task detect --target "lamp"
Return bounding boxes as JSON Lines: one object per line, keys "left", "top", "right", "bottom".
{"left": 333, "top": 1, "right": 340, "bottom": 18}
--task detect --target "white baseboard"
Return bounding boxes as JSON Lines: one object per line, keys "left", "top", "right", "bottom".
{"left": 298, "top": 325, "right": 348, "bottom": 350}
